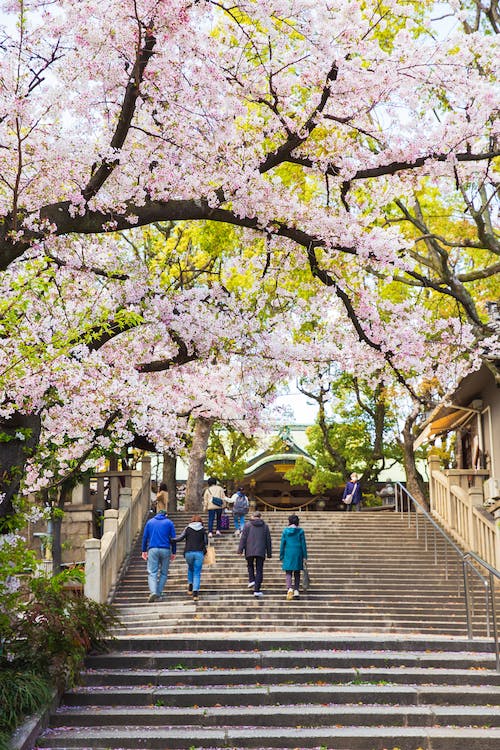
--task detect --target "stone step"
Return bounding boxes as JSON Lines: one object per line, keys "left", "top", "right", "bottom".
{"left": 113, "top": 610, "right": 476, "bottom": 624}
{"left": 35, "top": 724, "right": 500, "bottom": 749}
{"left": 111, "top": 605, "right": 482, "bottom": 620}
{"left": 61, "top": 683, "right": 500, "bottom": 707}
{"left": 85, "top": 647, "right": 497, "bottom": 670}
{"left": 50, "top": 702, "right": 500, "bottom": 728}
{"left": 79, "top": 666, "right": 499, "bottom": 687}
{"left": 112, "top": 597, "right": 475, "bottom": 608}
{"left": 110, "top": 625, "right": 474, "bottom": 636}
{"left": 114, "top": 597, "right": 474, "bottom": 609}
{"left": 106, "top": 635, "right": 498, "bottom": 652}
{"left": 114, "top": 623, "right": 479, "bottom": 636}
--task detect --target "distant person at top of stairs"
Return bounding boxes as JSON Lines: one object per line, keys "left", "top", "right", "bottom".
{"left": 280, "top": 514, "right": 308, "bottom": 600}
{"left": 173, "top": 514, "right": 208, "bottom": 601}
{"left": 203, "top": 477, "right": 228, "bottom": 537}
{"left": 229, "top": 487, "right": 250, "bottom": 537}
{"left": 342, "top": 472, "right": 362, "bottom": 512}
{"left": 141, "top": 510, "right": 177, "bottom": 603}
{"left": 238, "top": 510, "right": 272, "bottom": 598}
{"left": 155, "top": 482, "right": 169, "bottom": 512}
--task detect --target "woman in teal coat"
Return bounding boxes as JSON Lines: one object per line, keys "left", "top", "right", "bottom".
{"left": 279, "top": 514, "right": 308, "bottom": 600}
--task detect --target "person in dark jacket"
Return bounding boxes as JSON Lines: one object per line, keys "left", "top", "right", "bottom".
{"left": 237, "top": 510, "right": 272, "bottom": 597}
{"left": 280, "top": 514, "right": 308, "bottom": 599}
{"left": 141, "top": 511, "right": 176, "bottom": 602}
{"left": 173, "top": 514, "right": 208, "bottom": 600}
{"left": 342, "top": 472, "right": 362, "bottom": 512}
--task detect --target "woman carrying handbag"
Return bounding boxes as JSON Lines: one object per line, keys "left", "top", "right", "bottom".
{"left": 173, "top": 514, "right": 208, "bottom": 601}
{"left": 342, "top": 472, "right": 362, "bottom": 512}
{"left": 279, "top": 514, "right": 308, "bottom": 600}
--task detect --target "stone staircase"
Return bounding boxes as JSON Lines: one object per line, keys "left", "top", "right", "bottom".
{"left": 111, "top": 510, "right": 492, "bottom": 636}
{"left": 35, "top": 510, "right": 500, "bottom": 750}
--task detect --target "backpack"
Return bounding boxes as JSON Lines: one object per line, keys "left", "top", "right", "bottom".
{"left": 233, "top": 492, "right": 249, "bottom": 514}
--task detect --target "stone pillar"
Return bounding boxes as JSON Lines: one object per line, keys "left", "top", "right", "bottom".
{"left": 103, "top": 508, "right": 119, "bottom": 536}
{"left": 142, "top": 456, "right": 151, "bottom": 483}
{"left": 71, "top": 483, "right": 85, "bottom": 505}
{"left": 131, "top": 471, "right": 142, "bottom": 499}
{"left": 428, "top": 450, "right": 441, "bottom": 516}
{"left": 493, "top": 507, "right": 500, "bottom": 571}
{"left": 84, "top": 538, "right": 102, "bottom": 602}
{"left": 141, "top": 457, "right": 152, "bottom": 516}
{"left": 119, "top": 487, "right": 133, "bottom": 553}
{"left": 468, "top": 486, "right": 484, "bottom": 551}
{"left": 119, "top": 487, "right": 132, "bottom": 510}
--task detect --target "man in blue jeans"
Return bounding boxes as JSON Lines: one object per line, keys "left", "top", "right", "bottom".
{"left": 141, "top": 510, "right": 177, "bottom": 602}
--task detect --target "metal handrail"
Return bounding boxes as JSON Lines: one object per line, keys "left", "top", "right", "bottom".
{"left": 463, "top": 551, "right": 500, "bottom": 671}
{"left": 394, "top": 482, "right": 499, "bottom": 670}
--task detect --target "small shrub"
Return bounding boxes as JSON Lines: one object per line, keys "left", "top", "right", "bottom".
{"left": 0, "top": 669, "right": 52, "bottom": 735}
{"left": 8, "top": 569, "right": 119, "bottom": 685}
{"left": 1, "top": 517, "right": 120, "bottom": 744}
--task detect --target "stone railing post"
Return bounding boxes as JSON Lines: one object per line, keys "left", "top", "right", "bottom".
{"left": 103, "top": 508, "right": 119, "bottom": 536}
{"left": 468, "top": 486, "right": 484, "bottom": 552}
{"left": 119, "top": 486, "right": 132, "bottom": 510}
{"left": 119, "top": 487, "right": 133, "bottom": 554}
{"left": 103, "top": 509, "right": 119, "bottom": 591}
{"left": 141, "top": 456, "right": 152, "bottom": 517}
{"left": 428, "top": 451, "right": 441, "bottom": 514}
{"left": 142, "top": 456, "right": 151, "bottom": 484}
{"left": 493, "top": 507, "right": 500, "bottom": 571}
{"left": 84, "top": 538, "right": 102, "bottom": 603}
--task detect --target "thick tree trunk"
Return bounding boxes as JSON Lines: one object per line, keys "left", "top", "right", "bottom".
{"left": 184, "top": 417, "right": 214, "bottom": 512}
{"left": 162, "top": 452, "right": 178, "bottom": 513}
{"left": 401, "top": 412, "right": 428, "bottom": 506}
{"left": 0, "top": 411, "right": 42, "bottom": 527}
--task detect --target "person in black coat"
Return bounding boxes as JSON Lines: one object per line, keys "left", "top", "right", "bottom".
{"left": 173, "top": 514, "right": 208, "bottom": 600}
{"left": 238, "top": 510, "right": 272, "bottom": 598}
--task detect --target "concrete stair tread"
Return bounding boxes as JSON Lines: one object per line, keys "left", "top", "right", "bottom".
{"left": 53, "top": 703, "right": 500, "bottom": 717}
{"left": 65, "top": 683, "right": 500, "bottom": 702}
{"left": 86, "top": 646, "right": 497, "bottom": 661}
{"left": 36, "top": 724, "right": 500, "bottom": 749}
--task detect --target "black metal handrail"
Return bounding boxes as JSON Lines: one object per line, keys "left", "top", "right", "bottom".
{"left": 394, "top": 482, "right": 499, "bottom": 670}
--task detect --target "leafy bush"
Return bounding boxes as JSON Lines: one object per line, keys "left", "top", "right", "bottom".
{"left": 0, "top": 669, "right": 52, "bottom": 737}
{"left": 6, "top": 568, "right": 119, "bottom": 685}
{"left": 0, "top": 527, "right": 120, "bottom": 744}
{"left": 363, "top": 493, "right": 383, "bottom": 508}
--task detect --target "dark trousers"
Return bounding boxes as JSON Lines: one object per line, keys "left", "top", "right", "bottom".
{"left": 207, "top": 508, "right": 222, "bottom": 532}
{"left": 246, "top": 556, "right": 265, "bottom": 592}
{"left": 346, "top": 502, "right": 361, "bottom": 512}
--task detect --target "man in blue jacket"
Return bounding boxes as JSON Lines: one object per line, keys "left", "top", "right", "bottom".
{"left": 141, "top": 510, "right": 177, "bottom": 602}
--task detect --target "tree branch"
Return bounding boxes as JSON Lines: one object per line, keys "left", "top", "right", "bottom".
{"left": 306, "top": 244, "right": 426, "bottom": 403}
{"left": 82, "top": 27, "right": 156, "bottom": 201}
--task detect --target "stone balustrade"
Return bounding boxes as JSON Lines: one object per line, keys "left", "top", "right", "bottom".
{"left": 84, "top": 458, "right": 151, "bottom": 603}
{"left": 428, "top": 453, "right": 499, "bottom": 570}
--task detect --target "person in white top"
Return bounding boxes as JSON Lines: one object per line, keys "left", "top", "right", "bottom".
{"left": 202, "top": 477, "right": 227, "bottom": 537}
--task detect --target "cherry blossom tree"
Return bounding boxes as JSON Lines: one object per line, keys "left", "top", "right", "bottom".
{"left": 0, "top": 0, "right": 498, "bottom": 518}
